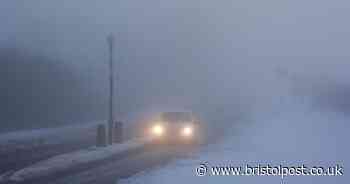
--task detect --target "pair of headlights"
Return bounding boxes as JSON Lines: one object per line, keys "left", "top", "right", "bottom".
{"left": 151, "top": 124, "right": 193, "bottom": 137}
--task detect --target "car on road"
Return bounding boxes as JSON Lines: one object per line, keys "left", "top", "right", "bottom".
{"left": 147, "top": 111, "right": 202, "bottom": 144}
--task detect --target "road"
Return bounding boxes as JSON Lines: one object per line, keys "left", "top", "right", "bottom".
{"left": 0, "top": 126, "right": 201, "bottom": 184}
{"left": 37, "top": 145, "right": 199, "bottom": 184}
{"left": 1, "top": 143, "right": 199, "bottom": 184}
{"left": 0, "top": 123, "right": 98, "bottom": 174}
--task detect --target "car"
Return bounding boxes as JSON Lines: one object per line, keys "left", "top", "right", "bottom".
{"left": 147, "top": 111, "right": 202, "bottom": 144}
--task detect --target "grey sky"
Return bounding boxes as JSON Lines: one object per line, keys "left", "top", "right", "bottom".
{"left": 1, "top": 0, "right": 350, "bottom": 131}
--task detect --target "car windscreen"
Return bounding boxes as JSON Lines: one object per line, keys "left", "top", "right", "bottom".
{"left": 161, "top": 112, "right": 193, "bottom": 122}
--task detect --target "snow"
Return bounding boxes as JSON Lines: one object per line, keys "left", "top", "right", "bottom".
{"left": 5, "top": 137, "right": 152, "bottom": 182}
{"left": 0, "top": 121, "right": 101, "bottom": 151}
{"left": 120, "top": 104, "right": 349, "bottom": 184}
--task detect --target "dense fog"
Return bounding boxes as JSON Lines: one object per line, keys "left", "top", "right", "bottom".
{"left": 1, "top": 0, "right": 350, "bottom": 133}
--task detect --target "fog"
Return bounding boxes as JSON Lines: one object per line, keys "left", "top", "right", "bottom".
{"left": 1, "top": 0, "right": 350, "bottom": 134}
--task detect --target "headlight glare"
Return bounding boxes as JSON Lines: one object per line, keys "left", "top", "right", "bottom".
{"left": 181, "top": 126, "right": 193, "bottom": 137}
{"left": 151, "top": 124, "right": 164, "bottom": 136}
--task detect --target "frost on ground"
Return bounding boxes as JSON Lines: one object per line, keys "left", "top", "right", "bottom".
{"left": 6, "top": 138, "right": 151, "bottom": 182}
{"left": 120, "top": 103, "right": 348, "bottom": 184}
{"left": 0, "top": 121, "right": 101, "bottom": 152}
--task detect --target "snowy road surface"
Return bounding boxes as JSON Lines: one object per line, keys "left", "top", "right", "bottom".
{"left": 0, "top": 122, "right": 99, "bottom": 174}
{"left": 5, "top": 138, "right": 153, "bottom": 183}
{"left": 0, "top": 122, "right": 200, "bottom": 184}
{"left": 48, "top": 145, "right": 199, "bottom": 184}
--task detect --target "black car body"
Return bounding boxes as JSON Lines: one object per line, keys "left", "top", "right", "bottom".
{"left": 148, "top": 111, "right": 202, "bottom": 144}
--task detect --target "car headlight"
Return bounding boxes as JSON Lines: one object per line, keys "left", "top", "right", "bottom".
{"left": 181, "top": 125, "right": 193, "bottom": 137}
{"left": 151, "top": 124, "right": 164, "bottom": 136}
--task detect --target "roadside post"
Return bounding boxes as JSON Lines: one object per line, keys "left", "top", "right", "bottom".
{"left": 107, "top": 34, "right": 115, "bottom": 145}
{"left": 96, "top": 124, "right": 107, "bottom": 147}
{"left": 113, "top": 121, "right": 123, "bottom": 143}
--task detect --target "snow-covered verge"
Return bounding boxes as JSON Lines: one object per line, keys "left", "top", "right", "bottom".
{"left": 120, "top": 104, "right": 349, "bottom": 184}
{"left": 1, "top": 137, "right": 152, "bottom": 183}
{"left": 0, "top": 121, "right": 101, "bottom": 153}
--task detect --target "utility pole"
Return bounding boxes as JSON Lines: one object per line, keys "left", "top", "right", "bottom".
{"left": 107, "top": 34, "right": 114, "bottom": 145}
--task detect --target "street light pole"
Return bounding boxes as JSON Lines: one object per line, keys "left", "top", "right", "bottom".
{"left": 107, "top": 34, "right": 115, "bottom": 145}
